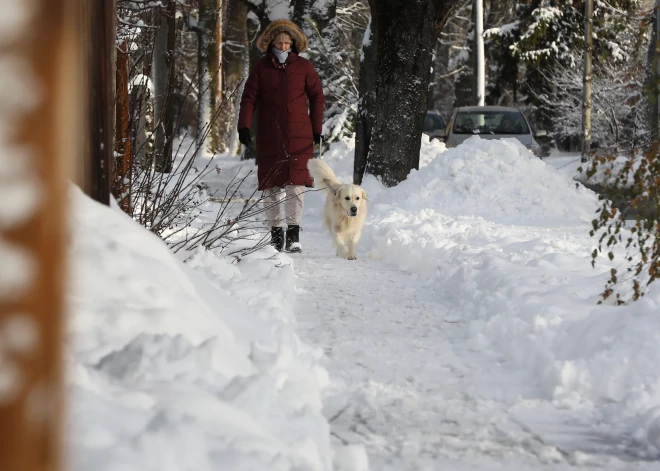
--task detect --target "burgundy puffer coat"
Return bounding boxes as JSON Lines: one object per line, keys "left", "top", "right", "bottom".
{"left": 238, "top": 52, "right": 324, "bottom": 190}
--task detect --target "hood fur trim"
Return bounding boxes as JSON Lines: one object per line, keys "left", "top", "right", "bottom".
{"left": 257, "top": 19, "right": 308, "bottom": 53}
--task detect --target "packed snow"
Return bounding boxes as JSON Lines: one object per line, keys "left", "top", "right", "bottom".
{"left": 67, "top": 187, "right": 333, "bottom": 471}
{"left": 68, "top": 134, "right": 660, "bottom": 470}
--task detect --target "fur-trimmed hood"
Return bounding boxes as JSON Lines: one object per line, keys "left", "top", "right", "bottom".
{"left": 257, "top": 19, "right": 308, "bottom": 53}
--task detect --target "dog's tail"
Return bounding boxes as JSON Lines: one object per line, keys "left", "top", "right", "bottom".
{"left": 307, "top": 159, "right": 340, "bottom": 196}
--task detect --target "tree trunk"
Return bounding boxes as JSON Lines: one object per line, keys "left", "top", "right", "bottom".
{"left": 232, "top": 33, "right": 252, "bottom": 157}
{"left": 114, "top": 41, "right": 132, "bottom": 212}
{"left": 221, "top": 0, "right": 248, "bottom": 154}
{"left": 354, "top": 16, "right": 378, "bottom": 184}
{"left": 242, "top": 5, "right": 269, "bottom": 161}
{"left": 152, "top": 1, "right": 177, "bottom": 172}
{"left": 211, "top": 0, "right": 224, "bottom": 152}
{"left": 645, "top": 3, "right": 658, "bottom": 143}
{"left": 130, "top": 81, "right": 150, "bottom": 167}
{"left": 0, "top": 1, "right": 80, "bottom": 470}
{"left": 308, "top": 0, "right": 337, "bottom": 39}
{"left": 197, "top": 0, "right": 219, "bottom": 156}
{"left": 653, "top": 0, "right": 660, "bottom": 142}
{"left": 483, "top": 0, "right": 518, "bottom": 107}
{"left": 428, "top": 1, "right": 473, "bottom": 116}
{"left": 293, "top": 0, "right": 307, "bottom": 28}
{"left": 135, "top": 9, "right": 154, "bottom": 167}
{"left": 428, "top": 32, "right": 449, "bottom": 114}
{"left": 363, "top": 0, "right": 456, "bottom": 187}
{"left": 307, "top": 0, "right": 337, "bottom": 141}
{"left": 451, "top": 1, "right": 475, "bottom": 109}
{"left": 581, "top": 0, "right": 593, "bottom": 162}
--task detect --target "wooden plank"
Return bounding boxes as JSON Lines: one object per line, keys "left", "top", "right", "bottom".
{"left": 0, "top": 0, "right": 81, "bottom": 470}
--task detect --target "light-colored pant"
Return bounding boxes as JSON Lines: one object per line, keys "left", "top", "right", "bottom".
{"left": 262, "top": 185, "right": 305, "bottom": 228}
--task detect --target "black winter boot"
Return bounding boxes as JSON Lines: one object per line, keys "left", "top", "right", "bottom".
{"left": 285, "top": 225, "right": 302, "bottom": 253}
{"left": 270, "top": 227, "right": 284, "bottom": 252}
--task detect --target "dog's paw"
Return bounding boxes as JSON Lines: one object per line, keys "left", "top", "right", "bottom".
{"left": 347, "top": 255, "right": 357, "bottom": 261}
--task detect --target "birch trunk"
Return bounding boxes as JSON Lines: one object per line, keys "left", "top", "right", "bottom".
{"left": 581, "top": 0, "right": 593, "bottom": 162}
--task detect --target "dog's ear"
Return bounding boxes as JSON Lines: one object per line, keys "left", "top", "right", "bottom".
{"left": 361, "top": 189, "right": 369, "bottom": 201}
{"left": 332, "top": 188, "right": 341, "bottom": 203}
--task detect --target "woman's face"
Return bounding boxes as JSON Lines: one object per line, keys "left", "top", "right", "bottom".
{"left": 273, "top": 40, "right": 292, "bottom": 52}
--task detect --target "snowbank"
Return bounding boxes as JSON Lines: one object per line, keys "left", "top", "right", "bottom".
{"left": 316, "top": 135, "right": 660, "bottom": 457}
{"left": 373, "top": 135, "right": 599, "bottom": 226}
{"left": 67, "top": 186, "right": 332, "bottom": 471}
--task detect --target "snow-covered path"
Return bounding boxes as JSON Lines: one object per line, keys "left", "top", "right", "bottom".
{"left": 294, "top": 223, "right": 656, "bottom": 471}
{"left": 68, "top": 140, "right": 660, "bottom": 470}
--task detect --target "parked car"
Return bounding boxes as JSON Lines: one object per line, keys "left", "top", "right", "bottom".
{"left": 423, "top": 111, "right": 446, "bottom": 141}
{"left": 444, "top": 106, "right": 548, "bottom": 158}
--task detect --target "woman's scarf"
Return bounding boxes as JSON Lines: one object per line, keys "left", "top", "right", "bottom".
{"left": 271, "top": 46, "right": 290, "bottom": 64}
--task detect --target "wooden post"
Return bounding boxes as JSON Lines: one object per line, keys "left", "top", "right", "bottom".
{"left": 83, "top": 0, "right": 117, "bottom": 204}
{"left": 581, "top": 0, "right": 594, "bottom": 162}
{"left": 0, "top": 0, "right": 81, "bottom": 470}
{"left": 114, "top": 41, "right": 132, "bottom": 213}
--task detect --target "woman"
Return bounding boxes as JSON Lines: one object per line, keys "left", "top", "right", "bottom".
{"left": 237, "top": 19, "right": 325, "bottom": 253}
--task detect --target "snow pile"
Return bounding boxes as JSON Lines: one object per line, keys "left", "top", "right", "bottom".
{"left": 419, "top": 134, "right": 447, "bottom": 168}
{"left": 315, "top": 136, "right": 660, "bottom": 456}
{"left": 374, "top": 135, "right": 599, "bottom": 226}
{"left": 67, "top": 128, "right": 660, "bottom": 466}
{"left": 67, "top": 186, "right": 332, "bottom": 471}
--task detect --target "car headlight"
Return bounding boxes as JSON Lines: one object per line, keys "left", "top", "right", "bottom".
{"left": 526, "top": 143, "right": 541, "bottom": 156}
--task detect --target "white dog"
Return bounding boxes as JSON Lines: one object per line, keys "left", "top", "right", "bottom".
{"left": 307, "top": 159, "right": 368, "bottom": 260}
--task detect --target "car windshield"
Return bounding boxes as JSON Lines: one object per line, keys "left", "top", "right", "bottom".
{"left": 423, "top": 113, "right": 445, "bottom": 132}
{"left": 452, "top": 110, "right": 529, "bottom": 135}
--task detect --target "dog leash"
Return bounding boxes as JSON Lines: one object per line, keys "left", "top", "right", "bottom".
{"left": 314, "top": 136, "right": 323, "bottom": 158}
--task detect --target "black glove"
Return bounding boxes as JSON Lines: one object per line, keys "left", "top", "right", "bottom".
{"left": 238, "top": 128, "right": 251, "bottom": 146}
{"left": 313, "top": 133, "right": 322, "bottom": 144}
